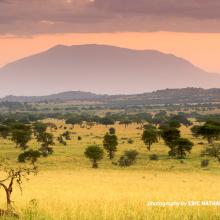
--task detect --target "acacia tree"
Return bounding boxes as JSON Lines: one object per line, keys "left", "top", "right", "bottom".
{"left": 0, "top": 121, "right": 52, "bottom": 217}
{"left": 119, "top": 119, "right": 132, "bottom": 128}
{"left": 38, "top": 132, "right": 54, "bottom": 156}
{"left": 142, "top": 127, "right": 158, "bottom": 151}
{"left": 0, "top": 125, "right": 10, "bottom": 139}
{"left": 201, "top": 144, "right": 220, "bottom": 163}
{"left": 192, "top": 122, "right": 220, "bottom": 144}
{"left": 0, "top": 160, "right": 37, "bottom": 216}
{"left": 18, "top": 149, "right": 42, "bottom": 167}
{"left": 11, "top": 127, "right": 32, "bottom": 150}
{"left": 99, "top": 117, "right": 115, "bottom": 128}
{"left": 191, "top": 125, "right": 201, "bottom": 138}
{"left": 84, "top": 145, "right": 104, "bottom": 168}
{"left": 33, "top": 122, "right": 47, "bottom": 138}
{"left": 161, "top": 127, "right": 181, "bottom": 149}
{"left": 169, "top": 138, "right": 194, "bottom": 159}
{"left": 103, "top": 130, "right": 118, "bottom": 160}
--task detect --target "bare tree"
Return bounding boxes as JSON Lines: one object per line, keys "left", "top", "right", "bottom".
{"left": 0, "top": 159, "right": 37, "bottom": 217}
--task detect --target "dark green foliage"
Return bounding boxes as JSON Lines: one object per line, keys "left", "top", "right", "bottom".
{"left": 57, "top": 135, "right": 67, "bottom": 146}
{"left": 84, "top": 145, "right": 104, "bottom": 168}
{"left": 33, "top": 122, "right": 47, "bottom": 137}
{"left": 157, "top": 113, "right": 192, "bottom": 129}
{"left": 169, "top": 114, "right": 192, "bottom": 127}
{"left": 196, "top": 114, "right": 220, "bottom": 123}
{"left": 109, "top": 127, "right": 116, "bottom": 135}
{"left": 118, "top": 150, "right": 138, "bottom": 167}
{"left": 201, "top": 144, "right": 220, "bottom": 163}
{"left": 161, "top": 127, "right": 181, "bottom": 148}
{"left": 149, "top": 154, "right": 159, "bottom": 161}
{"left": 191, "top": 125, "right": 201, "bottom": 138}
{"left": 99, "top": 117, "right": 115, "bottom": 127}
{"left": 192, "top": 121, "right": 220, "bottom": 144}
{"left": 143, "top": 124, "right": 157, "bottom": 130}
{"left": 152, "top": 111, "right": 168, "bottom": 125}
{"left": 142, "top": 127, "right": 158, "bottom": 151}
{"left": 38, "top": 132, "right": 54, "bottom": 157}
{"left": 0, "top": 125, "right": 10, "bottom": 139}
{"left": 201, "top": 159, "right": 209, "bottom": 168}
{"left": 57, "top": 131, "right": 71, "bottom": 145}
{"left": 66, "top": 117, "right": 82, "bottom": 126}
{"left": 169, "top": 138, "right": 194, "bottom": 159}
{"left": 18, "top": 149, "right": 41, "bottom": 165}
{"left": 11, "top": 124, "right": 32, "bottom": 150}
{"left": 62, "top": 131, "right": 71, "bottom": 140}
{"left": 119, "top": 119, "right": 132, "bottom": 128}
{"left": 161, "top": 126, "right": 193, "bottom": 159}
{"left": 127, "top": 138, "right": 134, "bottom": 144}
{"left": 103, "top": 132, "right": 118, "bottom": 160}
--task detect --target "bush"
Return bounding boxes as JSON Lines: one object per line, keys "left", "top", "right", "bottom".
{"left": 127, "top": 139, "right": 134, "bottom": 144}
{"left": 149, "top": 154, "right": 159, "bottom": 161}
{"left": 118, "top": 150, "right": 138, "bottom": 167}
{"left": 201, "top": 159, "right": 209, "bottom": 168}
{"left": 78, "top": 136, "right": 82, "bottom": 141}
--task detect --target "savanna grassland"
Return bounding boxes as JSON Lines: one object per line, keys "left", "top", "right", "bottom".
{"left": 0, "top": 120, "right": 220, "bottom": 220}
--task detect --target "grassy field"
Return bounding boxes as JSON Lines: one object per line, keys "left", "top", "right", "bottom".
{"left": 0, "top": 120, "right": 220, "bottom": 219}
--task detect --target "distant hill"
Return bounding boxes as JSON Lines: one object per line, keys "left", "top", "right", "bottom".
{"left": 1, "top": 88, "right": 220, "bottom": 105}
{"left": 1, "top": 91, "right": 105, "bottom": 103}
{"left": 0, "top": 44, "right": 219, "bottom": 97}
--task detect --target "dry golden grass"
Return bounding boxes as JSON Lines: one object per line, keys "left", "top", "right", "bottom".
{"left": 0, "top": 170, "right": 220, "bottom": 219}
{"left": 0, "top": 121, "right": 219, "bottom": 219}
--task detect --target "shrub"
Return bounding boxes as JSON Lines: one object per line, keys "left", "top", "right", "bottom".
{"left": 149, "top": 154, "right": 159, "bottom": 161}
{"left": 127, "top": 139, "right": 134, "bottom": 144}
{"left": 118, "top": 150, "right": 138, "bottom": 167}
{"left": 201, "top": 159, "right": 209, "bottom": 168}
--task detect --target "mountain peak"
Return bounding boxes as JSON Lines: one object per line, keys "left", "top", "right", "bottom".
{"left": 0, "top": 45, "right": 219, "bottom": 97}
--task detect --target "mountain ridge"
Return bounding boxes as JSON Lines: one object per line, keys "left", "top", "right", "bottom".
{"left": 1, "top": 88, "right": 220, "bottom": 105}
{"left": 0, "top": 44, "right": 219, "bottom": 97}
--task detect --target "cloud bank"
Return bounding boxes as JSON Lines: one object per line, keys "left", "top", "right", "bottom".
{"left": 1, "top": 0, "right": 220, "bottom": 35}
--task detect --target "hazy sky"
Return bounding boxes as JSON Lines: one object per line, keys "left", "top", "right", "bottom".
{"left": 1, "top": 0, "right": 220, "bottom": 72}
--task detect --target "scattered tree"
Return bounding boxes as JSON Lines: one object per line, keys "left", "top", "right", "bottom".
{"left": 118, "top": 150, "right": 138, "bottom": 167}
{"left": 103, "top": 132, "right": 118, "bottom": 160}
{"left": 0, "top": 125, "right": 10, "bottom": 139}
{"left": 201, "top": 144, "right": 220, "bottom": 163}
{"left": 0, "top": 160, "right": 37, "bottom": 215}
{"left": 11, "top": 127, "right": 32, "bottom": 150}
{"left": 169, "top": 138, "right": 194, "bottom": 159}
{"left": 84, "top": 145, "right": 104, "bottom": 168}
{"left": 38, "top": 132, "right": 54, "bottom": 156}
{"left": 161, "top": 127, "right": 180, "bottom": 148}
{"left": 142, "top": 127, "right": 158, "bottom": 151}
{"left": 18, "top": 149, "right": 41, "bottom": 166}
{"left": 191, "top": 122, "right": 220, "bottom": 144}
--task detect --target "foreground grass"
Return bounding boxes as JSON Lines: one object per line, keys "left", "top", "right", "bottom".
{"left": 0, "top": 170, "right": 220, "bottom": 219}
{"left": 0, "top": 121, "right": 220, "bottom": 219}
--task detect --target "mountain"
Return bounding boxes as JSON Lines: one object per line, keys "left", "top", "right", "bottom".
{"left": 0, "top": 44, "right": 220, "bottom": 97}
{"left": 1, "top": 88, "right": 220, "bottom": 105}
{"left": 1, "top": 91, "right": 105, "bottom": 103}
